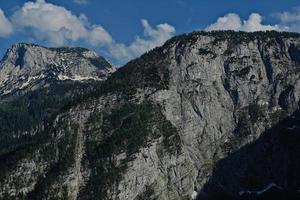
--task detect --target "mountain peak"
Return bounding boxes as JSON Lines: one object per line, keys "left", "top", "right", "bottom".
{"left": 1, "top": 31, "right": 300, "bottom": 200}
{"left": 0, "top": 43, "right": 116, "bottom": 96}
{"left": 2, "top": 43, "right": 108, "bottom": 67}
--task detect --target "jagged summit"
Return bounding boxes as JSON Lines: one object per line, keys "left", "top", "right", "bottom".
{"left": 0, "top": 43, "right": 116, "bottom": 96}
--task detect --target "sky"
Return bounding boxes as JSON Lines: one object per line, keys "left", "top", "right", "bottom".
{"left": 0, "top": 0, "right": 299, "bottom": 66}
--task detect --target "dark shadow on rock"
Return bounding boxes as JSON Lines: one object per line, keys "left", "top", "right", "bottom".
{"left": 196, "top": 109, "right": 300, "bottom": 200}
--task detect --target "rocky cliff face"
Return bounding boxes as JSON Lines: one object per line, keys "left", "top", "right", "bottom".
{"left": 0, "top": 43, "right": 115, "bottom": 169}
{"left": 0, "top": 43, "right": 115, "bottom": 97}
{"left": 0, "top": 31, "right": 300, "bottom": 200}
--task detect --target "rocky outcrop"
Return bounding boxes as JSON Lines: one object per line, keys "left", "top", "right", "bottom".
{"left": 0, "top": 43, "right": 115, "bottom": 97}
{"left": 0, "top": 31, "right": 300, "bottom": 200}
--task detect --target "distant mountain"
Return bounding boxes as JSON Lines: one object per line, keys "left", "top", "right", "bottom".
{"left": 0, "top": 43, "right": 115, "bottom": 160}
{"left": 0, "top": 43, "right": 115, "bottom": 97}
{"left": 0, "top": 31, "right": 300, "bottom": 200}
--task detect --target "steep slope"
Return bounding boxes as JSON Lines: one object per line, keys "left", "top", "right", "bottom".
{"left": 0, "top": 43, "right": 115, "bottom": 166}
{"left": 198, "top": 109, "right": 300, "bottom": 200}
{"left": 0, "top": 31, "right": 300, "bottom": 200}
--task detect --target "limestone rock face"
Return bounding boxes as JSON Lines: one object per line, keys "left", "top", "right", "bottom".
{"left": 0, "top": 43, "right": 115, "bottom": 96}
{"left": 0, "top": 31, "right": 300, "bottom": 200}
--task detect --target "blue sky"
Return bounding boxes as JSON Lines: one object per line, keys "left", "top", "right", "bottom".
{"left": 0, "top": 0, "right": 299, "bottom": 65}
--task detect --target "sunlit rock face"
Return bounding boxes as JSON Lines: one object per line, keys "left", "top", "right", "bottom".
{"left": 0, "top": 31, "right": 300, "bottom": 200}
{"left": 0, "top": 43, "right": 115, "bottom": 97}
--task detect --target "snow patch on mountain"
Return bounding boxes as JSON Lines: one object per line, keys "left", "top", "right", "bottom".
{"left": 57, "top": 74, "right": 104, "bottom": 81}
{"left": 239, "top": 183, "right": 283, "bottom": 196}
{"left": 0, "top": 43, "right": 116, "bottom": 97}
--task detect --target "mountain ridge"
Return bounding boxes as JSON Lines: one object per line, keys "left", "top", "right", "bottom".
{"left": 0, "top": 30, "right": 300, "bottom": 200}
{"left": 0, "top": 43, "right": 115, "bottom": 98}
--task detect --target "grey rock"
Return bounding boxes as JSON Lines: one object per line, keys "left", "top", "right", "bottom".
{"left": 0, "top": 31, "right": 300, "bottom": 200}
{"left": 0, "top": 43, "right": 115, "bottom": 97}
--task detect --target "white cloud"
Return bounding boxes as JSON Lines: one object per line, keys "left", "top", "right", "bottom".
{"left": 109, "top": 19, "right": 175, "bottom": 62}
{"left": 206, "top": 13, "right": 281, "bottom": 32}
{"left": 88, "top": 25, "right": 112, "bottom": 46}
{"left": 278, "top": 7, "right": 300, "bottom": 23}
{"left": 73, "top": 0, "right": 88, "bottom": 5}
{"left": 206, "top": 13, "right": 242, "bottom": 31}
{"left": 10, "top": 0, "right": 111, "bottom": 46}
{"left": 242, "top": 13, "right": 281, "bottom": 32}
{"left": 0, "top": 8, "right": 13, "bottom": 37}
{"left": 7, "top": 1, "right": 174, "bottom": 64}
{"left": 277, "top": 7, "right": 300, "bottom": 32}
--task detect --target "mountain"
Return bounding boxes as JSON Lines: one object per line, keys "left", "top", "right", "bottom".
{"left": 0, "top": 43, "right": 115, "bottom": 163}
{"left": 0, "top": 31, "right": 300, "bottom": 200}
{"left": 0, "top": 43, "right": 115, "bottom": 98}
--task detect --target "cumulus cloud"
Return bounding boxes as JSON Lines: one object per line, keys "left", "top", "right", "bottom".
{"left": 0, "top": 8, "right": 13, "bottom": 37}
{"left": 206, "top": 13, "right": 282, "bottom": 32}
{"left": 73, "top": 0, "right": 88, "bottom": 5}
{"left": 3, "top": 0, "right": 174, "bottom": 64}
{"left": 109, "top": 19, "right": 175, "bottom": 62}
{"left": 88, "top": 25, "right": 112, "bottom": 46}
{"left": 278, "top": 7, "right": 300, "bottom": 23}
{"left": 243, "top": 13, "right": 282, "bottom": 32}
{"left": 206, "top": 13, "right": 242, "bottom": 31}
{"left": 277, "top": 7, "right": 300, "bottom": 32}
{"left": 10, "top": 0, "right": 112, "bottom": 46}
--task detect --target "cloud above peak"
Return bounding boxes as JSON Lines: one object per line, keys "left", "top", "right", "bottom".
{"left": 109, "top": 19, "right": 175, "bottom": 62}
{"left": 206, "top": 13, "right": 282, "bottom": 32}
{"left": 278, "top": 7, "right": 300, "bottom": 23}
{"left": 0, "top": 8, "right": 13, "bottom": 37}
{"left": 10, "top": 1, "right": 112, "bottom": 46}
{"left": 0, "top": 0, "right": 175, "bottom": 65}
{"left": 277, "top": 7, "right": 300, "bottom": 32}
{"left": 205, "top": 13, "right": 242, "bottom": 31}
